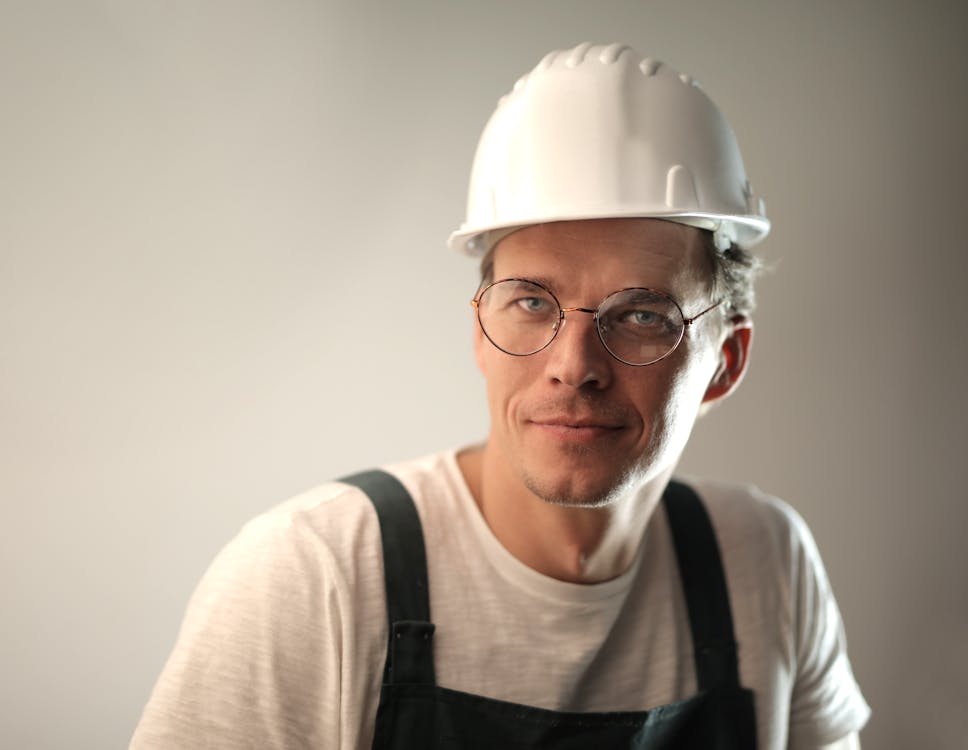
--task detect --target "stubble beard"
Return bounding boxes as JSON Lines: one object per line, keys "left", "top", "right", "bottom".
{"left": 519, "top": 445, "right": 647, "bottom": 509}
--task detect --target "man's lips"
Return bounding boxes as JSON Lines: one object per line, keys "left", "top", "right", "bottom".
{"left": 531, "top": 418, "right": 623, "bottom": 429}
{"left": 527, "top": 417, "right": 625, "bottom": 442}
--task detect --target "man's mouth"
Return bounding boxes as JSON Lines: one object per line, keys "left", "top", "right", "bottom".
{"left": 528, "top": 417, "right": 625, "bottom": 443}
{"left": 534, "top": 418, "right": 621, "bottom": 428}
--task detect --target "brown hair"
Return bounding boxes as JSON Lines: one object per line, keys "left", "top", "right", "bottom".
{"left": 702, "top": 234, "right": 762, "bottom": 317}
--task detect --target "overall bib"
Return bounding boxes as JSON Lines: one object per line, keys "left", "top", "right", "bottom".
{"left": 341, "top": 471, "right": 758, "bottom": 750}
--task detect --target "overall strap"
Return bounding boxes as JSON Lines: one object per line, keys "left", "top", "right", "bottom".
{"left": 340, "top": 469, "right": 436, "bottom": 686}
{"left": 662, "top": 480, "right": 741, "bottom": 692}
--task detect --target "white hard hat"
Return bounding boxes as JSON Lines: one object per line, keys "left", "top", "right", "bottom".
{"left": 448, "top": 42, "right": 770, "bottom": 256}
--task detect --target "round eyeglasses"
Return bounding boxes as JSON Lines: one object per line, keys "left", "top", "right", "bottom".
{"left": 471, "top": 278, "right": 723, "bottom": 366}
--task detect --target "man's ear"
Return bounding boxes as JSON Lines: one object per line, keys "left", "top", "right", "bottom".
{"left": 702, "top": 315, "right": 753, "bottom": 405}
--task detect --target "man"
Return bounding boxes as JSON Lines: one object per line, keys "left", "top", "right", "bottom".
{"left": 131, "top": 43, "right": 870, "bottom": 749}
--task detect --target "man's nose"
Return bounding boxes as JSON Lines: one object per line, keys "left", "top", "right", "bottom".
{"left": 543, "top": 309, "right": 613, "bottom": 389}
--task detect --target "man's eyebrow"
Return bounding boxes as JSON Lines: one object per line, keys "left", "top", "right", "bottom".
{"left": 500, "top": 274, "right": 559, "bottom": 291}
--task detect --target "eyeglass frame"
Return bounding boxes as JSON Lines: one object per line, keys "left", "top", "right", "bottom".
{"left": 470, "top": 277, "right": 724, "bottom": 367}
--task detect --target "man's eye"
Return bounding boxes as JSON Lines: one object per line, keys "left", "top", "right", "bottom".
{"left": 624, "top": 309, "right": 662, "bottom": 326}
{"left": 515, "top": 297, "right": 550, "bottom": 313}
{"left": 609, "top": 307, "right": 677, "bottom": 337}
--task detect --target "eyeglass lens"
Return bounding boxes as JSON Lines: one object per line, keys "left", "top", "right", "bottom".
{"left": 476, "top": 280, "right": 686, "bottom": 366}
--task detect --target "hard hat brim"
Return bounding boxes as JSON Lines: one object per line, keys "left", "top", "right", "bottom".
{"left": 448, "top": 211, "right": 770, "bottom": 257}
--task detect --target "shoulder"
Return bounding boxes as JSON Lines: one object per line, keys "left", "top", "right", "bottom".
{"left": 210, "top": 447, "right": 458, "bottom": 571}
{"left": 681, "top": 478, "right": 816, "bottom": 566}
{"left": 678, "top": 478, "right": 871, "bottom": 745}
{"left": 676, "top": 477, "right": 832, "bottom": 629}
{"left": 166, "top": 478, "right": 386, "bottom": 667}
{"left": 681, "top": 477, "right": 805, "bottom": 526}
{"left": 131, "top": 452, "right": 458, "bottom": 749}
{"left": 211, "top": 479, "right": 380, "bottom": 588}
{"left": 212, "top": 449, "right": 462, "bottom": 598}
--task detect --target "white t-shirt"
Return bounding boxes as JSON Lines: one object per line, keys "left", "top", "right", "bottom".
{"left": 130, "top": 450, "right": 870, "bottom": 749}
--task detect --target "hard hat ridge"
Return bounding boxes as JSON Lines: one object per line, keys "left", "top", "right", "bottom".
{"left": 449, "top": 42, "right": 770, "bottom": 256}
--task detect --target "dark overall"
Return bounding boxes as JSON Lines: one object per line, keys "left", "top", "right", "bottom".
{"left": 341, "top": 471, "right": 758, "bottom": 750}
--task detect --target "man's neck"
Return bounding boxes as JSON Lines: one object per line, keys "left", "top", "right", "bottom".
{"left": 456, "top": 444, "right": 669, "bottom": 584}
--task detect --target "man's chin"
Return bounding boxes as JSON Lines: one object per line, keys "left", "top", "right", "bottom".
{"left": 521, "top": 466, "right": 634, "bottom": 509}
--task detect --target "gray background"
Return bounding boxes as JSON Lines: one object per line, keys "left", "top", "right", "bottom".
{"left": 2, "top": 1, "right": 966, "bottom": 747}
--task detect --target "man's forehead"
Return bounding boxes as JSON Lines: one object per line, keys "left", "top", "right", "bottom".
{"left": 487, "top": 218, "right": 714, "bottom": 297}
{"left": 492, "top": 219, "right": 703, "bottom": 268}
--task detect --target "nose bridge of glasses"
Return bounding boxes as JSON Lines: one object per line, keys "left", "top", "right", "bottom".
{"left": 554, "top": 306, "right": 603, "bottom": 341}
{"left": 560, "top": 305, "right": 599, "bottom": 331}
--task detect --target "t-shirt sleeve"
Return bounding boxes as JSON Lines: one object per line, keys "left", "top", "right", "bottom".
{"left": 782, "top": 504, "right": 871, "bottom": 747}
{"left": 129, "top": 511, "right": 349, "bottom": 749}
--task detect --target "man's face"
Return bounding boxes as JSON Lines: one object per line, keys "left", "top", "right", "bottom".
{"left": 474, "top": 218, "right": 744, "bottom": 507}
